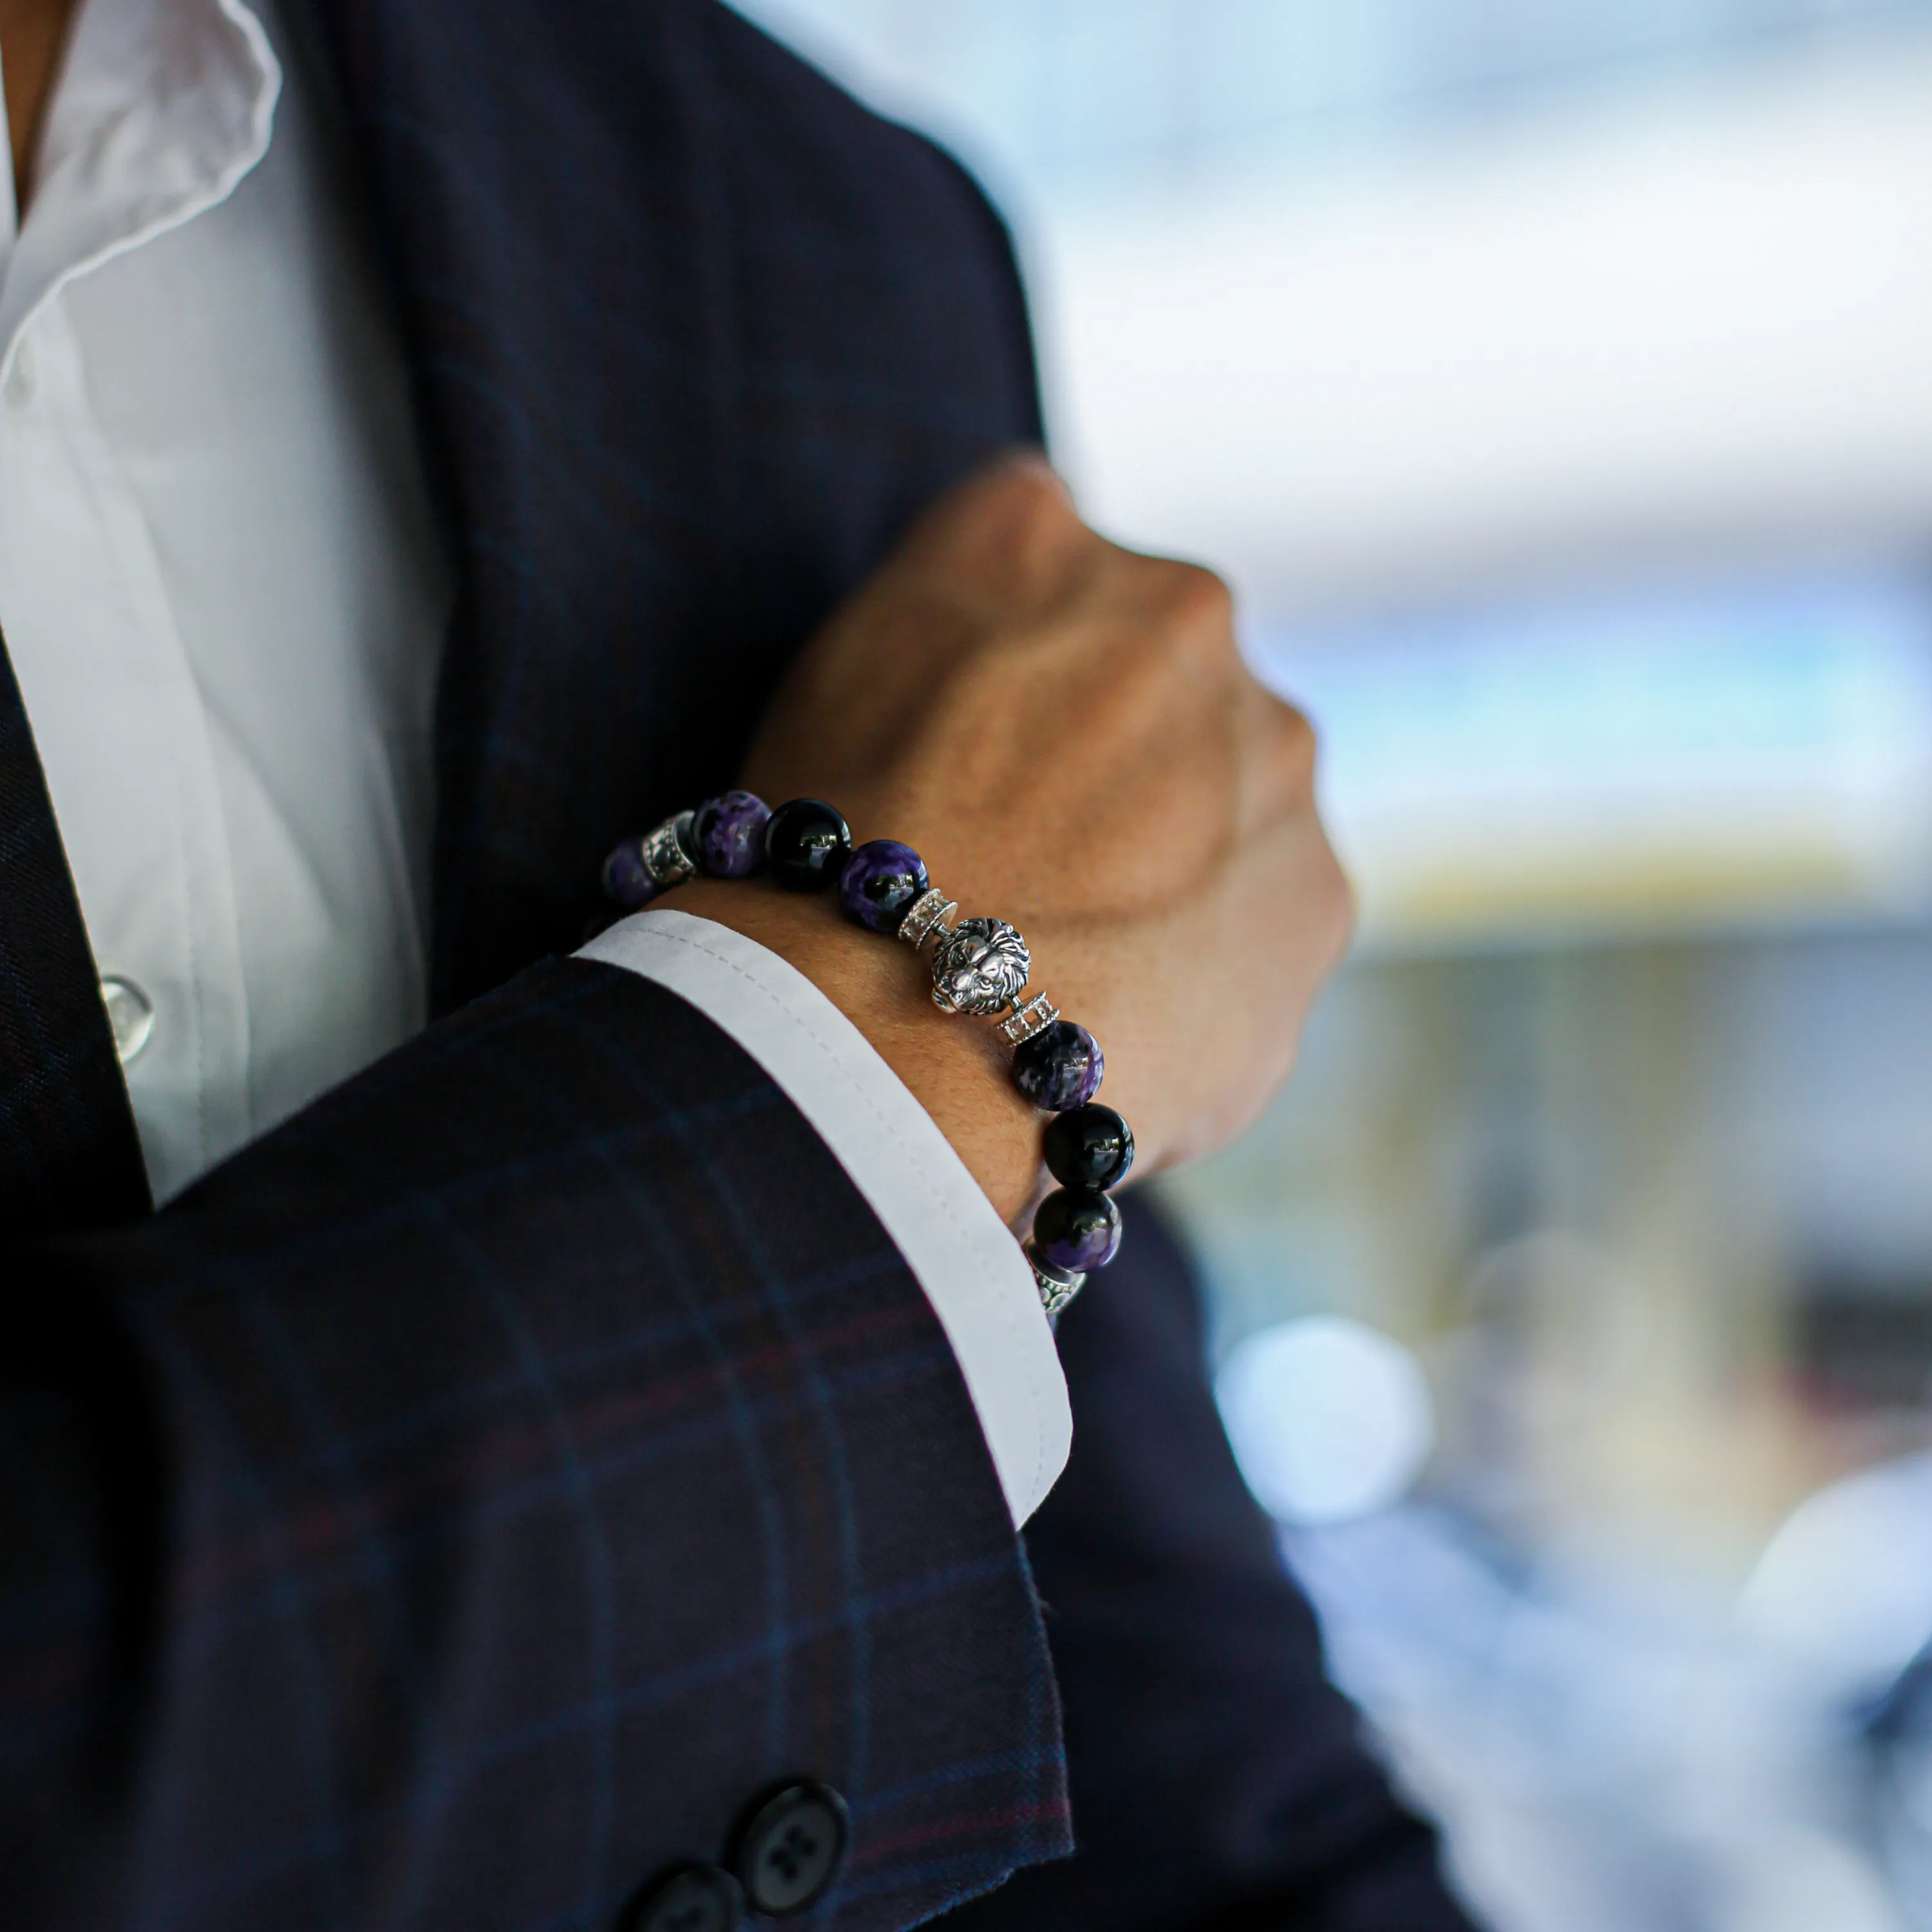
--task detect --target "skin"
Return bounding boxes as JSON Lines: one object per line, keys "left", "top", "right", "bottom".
{"left": 685, "top": 455, "right": 1354, "bottom": 1228}
{"left": 1, "top": 0, "right": 74, "bottom": 209}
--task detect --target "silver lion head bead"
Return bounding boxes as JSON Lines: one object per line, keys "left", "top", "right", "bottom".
{"left": 930, "top": 917, "right": 1032, "bottom": 1017}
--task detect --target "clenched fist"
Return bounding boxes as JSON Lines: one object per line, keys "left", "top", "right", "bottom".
{"left": 677, "top": 455, "right": 1351, "bottom": 1224}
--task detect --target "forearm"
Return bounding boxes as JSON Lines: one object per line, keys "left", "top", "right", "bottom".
{"left": 675, "top": 877, "right": 1045, "bottom": 1226}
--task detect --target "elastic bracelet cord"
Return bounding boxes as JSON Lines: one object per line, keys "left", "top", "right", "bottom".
{"left": 603, "top": 792, "right": 1135, "bottom": 1318}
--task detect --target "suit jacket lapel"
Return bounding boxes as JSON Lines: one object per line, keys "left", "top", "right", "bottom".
{"left": 0, "top": 631, "right": 151, "bottom": 1236}
{"left": 311, "top": 0, "right": 1042, "bottom": 1014}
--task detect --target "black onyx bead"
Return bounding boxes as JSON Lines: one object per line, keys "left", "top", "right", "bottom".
{"left": 1033, "top": 1186, "right": 1123, "bottom": 1273}
{"left": 1011, "top": 1021, "right": 1104, "bottom": 1112}
{"left": 838, "top": 839, "right": 929, "bottom": 934}
{"left": 764, "top": 798, "right": 853, "bottom": 892}
{"left": 1043, "top": 1104, "right": 1135, "bottom": 1191}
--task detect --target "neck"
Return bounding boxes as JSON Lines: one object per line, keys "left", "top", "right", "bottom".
{"left": 1, "top": 0, "right": 78, "bottom": 214}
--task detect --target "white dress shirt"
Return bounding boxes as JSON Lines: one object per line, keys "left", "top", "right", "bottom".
{"left": 0, "top": 0, "right": 446, "bottom": 1202}
{"left": 0, "top": 0, "right": 1066, "bottom": 1525}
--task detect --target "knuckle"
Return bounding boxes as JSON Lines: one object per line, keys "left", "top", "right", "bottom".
{"left": 1271, "top": 696, "right": 1319, "bottom": 775}
{"left": 1322, "top": 850, "right": 1358, "bottom": 954}
{"left": 923, "top": 451, "right": 1074, "bottom": 547}
{"left": 911, "top": 454, "right": 1101, "bottom": 616}
{"left": 1151, "top": 557, "right": 1235, "bottom": 634}
{"left": 990, "top": 462, "right": 1100, "bottom": 576}
{"left": 1239, "top": 691, "right": 1319, "bottom": 810}
{"left": 983, "top": 454, "right": 1081, "bottom": 539}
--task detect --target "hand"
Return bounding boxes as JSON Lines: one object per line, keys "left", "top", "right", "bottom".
{"left": 678, "top": 454, "right": 1352, "bottom": 1224}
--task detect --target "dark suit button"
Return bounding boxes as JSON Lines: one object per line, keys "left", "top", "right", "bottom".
{"left": 732, "top": 1780, "right": 849, "bottom": 1916}
{"left": 621, "top": 1862, "right": 745, "bottom": 1932}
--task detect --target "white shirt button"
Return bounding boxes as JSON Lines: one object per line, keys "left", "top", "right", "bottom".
{"left": 100, "top": 975, "right": 155, "bottom": 1064}
{"left": 5, "top": 339, "right": 37, "bottom": 406}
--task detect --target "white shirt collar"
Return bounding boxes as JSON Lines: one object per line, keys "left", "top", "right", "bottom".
{"left": 0, "top": 0, "right": 278, "bottom": 372}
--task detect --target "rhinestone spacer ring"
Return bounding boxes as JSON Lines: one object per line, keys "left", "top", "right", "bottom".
{"left": 896, "top": 887, "right": 957, "bottom": 951}
{"left": 1000, "top": 992, "right": 1060, "bottom": 1045}
{"left": 639, "top": 810, "right": 699, "bottom": 891}
{"left": 1026, "top": 1246, "right": 1086, "bottom": 1319}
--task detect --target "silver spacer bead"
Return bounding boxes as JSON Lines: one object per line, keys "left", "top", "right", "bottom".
{"left": 931, "top": 917, "right": 1033, "bottom": 1017}
{"left": 999, "top": 991, "right": 1060, "bottom": 1045}
{"left": 639, "top": 810, "right": 699, "bottom": 889}
{"left": 896, "top": 887, "right": 958, "bottom": 951}
{"left": 1026, "top": 1244, "right": 1086, "bottom": 1320}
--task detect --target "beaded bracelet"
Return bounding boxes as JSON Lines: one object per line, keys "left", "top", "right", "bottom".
{"left": 603, "top": 791, "right": 1135, "bottom": 1317}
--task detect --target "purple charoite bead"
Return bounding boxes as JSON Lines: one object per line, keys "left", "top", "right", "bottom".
{"left": 838, "top": 839, "right": 929, "bottom": 933}
{"left": 692, "top": 790, "right": 772, "bottom": 878}
{"left": 1033, "top": 1187, "right": 1123, "bottom": 1273}
{"left": 1012, "top": 1021, "right": 1104, "bottom": 1112}
{"left": 602, "top": 838, "right": 662, "bottom": 909}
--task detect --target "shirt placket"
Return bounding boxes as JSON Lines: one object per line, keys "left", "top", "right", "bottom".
{"left": 0, "top": 294, "right": 252, "bottom": 1196}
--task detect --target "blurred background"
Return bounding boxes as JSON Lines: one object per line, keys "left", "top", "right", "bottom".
{"left": 729, "top": 5, "right": 1932, "bottom": 1926}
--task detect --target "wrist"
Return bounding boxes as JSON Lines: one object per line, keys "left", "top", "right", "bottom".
{"left": 671, "top": 879, "right": 1045, "bottom": 1225}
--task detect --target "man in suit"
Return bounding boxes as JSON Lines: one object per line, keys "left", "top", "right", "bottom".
{"left": 0, "top": 0, "right": 1480, "bottom": 1925}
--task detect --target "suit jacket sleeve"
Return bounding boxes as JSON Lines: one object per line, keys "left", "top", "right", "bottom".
{"left": 0, "top": 959, "right": 1072, "bottom": 1931}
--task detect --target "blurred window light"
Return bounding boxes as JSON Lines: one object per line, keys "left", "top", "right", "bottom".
{"left": 1045, "top": 50, "right": 1932, "bottom": 611}
{"left": 1250, "top": 569, "right": 1932, "bottom": 948}
{"left": 735, "top": 0, "right": 1932, "bottom": 199}
{"left": 739, "top": 2, "right": 1932, "bottom": 657}
{"left": 1215, "top": 1315, "right": 1435, "bottom": 1524}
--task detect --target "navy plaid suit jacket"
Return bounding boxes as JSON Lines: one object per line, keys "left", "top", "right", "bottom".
{"left": 0, "top": 3, "right": 1475, "bottom": 1927}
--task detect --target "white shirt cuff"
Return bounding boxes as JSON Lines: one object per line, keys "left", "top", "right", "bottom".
{"left": 576, "top": 907, "right": 1071, "bottom": 1528}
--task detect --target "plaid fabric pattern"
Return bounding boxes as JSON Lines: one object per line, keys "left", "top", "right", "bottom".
{"left": 0, "top": 962, "right": 1069, "bottom": 1929}
{"left": 0, "top": 5, "right": 1468, "bottom": 1926}
{"left": 310, "top": 0, "right": 1045, "bottom": 1013}
{"left": 0, "top": 5, "right": 1069, "bottom": 1924}
{"left": 0, "top": 635, "right": 149, "bottom": 1236}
